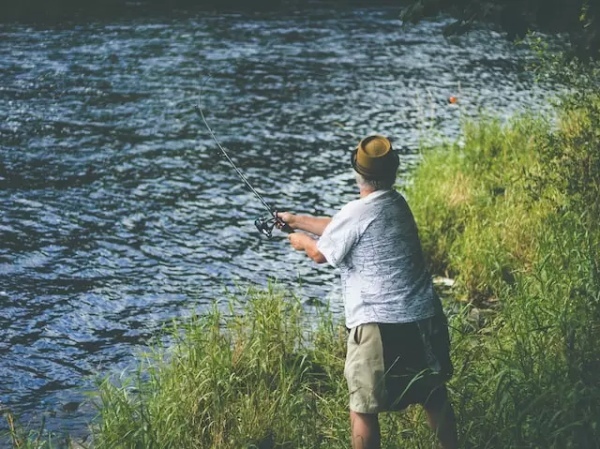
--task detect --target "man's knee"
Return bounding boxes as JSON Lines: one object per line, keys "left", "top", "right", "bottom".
{"left": 350, "top": 410, "right": 379, "bottom": 427}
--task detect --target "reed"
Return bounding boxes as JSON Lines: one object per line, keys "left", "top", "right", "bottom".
{"left": 89, "top": 285, "right": 452, "bottom": 448}
{"left": 91, "top": 285, "right": 352, "bottom": 448}
{"left": 1, "top": 411, "right": 72, "bottom": 449}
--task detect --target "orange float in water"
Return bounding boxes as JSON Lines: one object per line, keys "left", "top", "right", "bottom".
{"left": 448, "top": 96, "right": 458, "bottom": 104}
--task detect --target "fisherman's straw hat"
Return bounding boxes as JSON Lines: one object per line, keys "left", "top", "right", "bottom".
{"left": 351, "top": 135, "right": 399, "bottom": 180}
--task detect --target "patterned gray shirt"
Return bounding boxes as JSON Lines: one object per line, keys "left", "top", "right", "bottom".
{"left": 317, "top": 189, "right": 442, "bottom": 328}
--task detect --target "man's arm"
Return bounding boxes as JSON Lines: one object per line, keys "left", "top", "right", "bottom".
{"left": 277, "top": 212, "right": 331, "bottom": 236}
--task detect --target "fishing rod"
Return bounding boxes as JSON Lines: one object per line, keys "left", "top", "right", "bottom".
{"left": 194, "top": 105, "right": 294, "bottom": 239}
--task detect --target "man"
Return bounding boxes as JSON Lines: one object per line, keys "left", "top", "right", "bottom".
{"left": 277, "top": 135, "right": 458, "bottom": 449}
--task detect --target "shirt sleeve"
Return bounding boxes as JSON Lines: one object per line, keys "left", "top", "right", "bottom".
{"left": 316, "top": 202, "right": 361, "bottom": 268}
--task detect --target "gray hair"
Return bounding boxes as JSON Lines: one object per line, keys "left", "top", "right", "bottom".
{"left": 354, "top": 171, "right": 396, "bottom": 191}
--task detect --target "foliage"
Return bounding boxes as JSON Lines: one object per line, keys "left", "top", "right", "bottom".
{"left": 89, "top": 285, "right": 464, "bottom": 449}
{"left": 91, "top": 286, "right": 350, "bottom": 449}
{"left": 408, "top": 114, "right": 550, "bottom": 302}
{"left": 406, "top": 90, "right": 600, "bottom": 447}
{"left": 401, "top": 0, "right": 600, "bottom": 58}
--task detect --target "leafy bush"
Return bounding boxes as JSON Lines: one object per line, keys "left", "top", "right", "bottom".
{"left": 402, "top": 0, "right": 600, "bottom": 58}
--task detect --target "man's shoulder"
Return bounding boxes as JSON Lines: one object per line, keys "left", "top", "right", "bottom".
{"left": 331, "top": 191, "right": 410, "bottom": 230}
{"left": 337, "top": 197, "right": 369, "bottom": 217}
{"left": 340, "top": 190, "right": 404, "bottom": 213}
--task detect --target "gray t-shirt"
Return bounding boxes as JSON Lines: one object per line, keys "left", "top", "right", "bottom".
{"left": 317, "top": 189, "right": 441, "bottom": 328}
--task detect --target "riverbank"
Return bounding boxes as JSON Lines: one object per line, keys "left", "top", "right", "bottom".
{"left": 401, "top": 0, "right": 599, "bottom": 58}
{"left": 405, "top": 91, "right": 600, "bottom": 447}
{"left": 6, "top": 89, "right": 599, "bottom": 448}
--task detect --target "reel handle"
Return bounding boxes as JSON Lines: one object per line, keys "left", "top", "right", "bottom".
{"left": 254, "top": 214, "right": 294, "bottom": 239}
{"left": 275, "top": 216, "right": 294, "bottom": 234}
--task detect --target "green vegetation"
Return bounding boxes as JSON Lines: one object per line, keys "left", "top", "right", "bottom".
{"left": 91, "top": 287, "right": 351, "bottom": 448}
{"left": 1, "top": 412, "right": 71, "bottom": 449}
{"left": 402, "top": 0, "right": 600, "bottom": 58}
{"left": 407, "top": 91, "right": 600, "bottom": 447}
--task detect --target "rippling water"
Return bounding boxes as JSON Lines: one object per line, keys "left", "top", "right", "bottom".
{"left": 0, "top": 4, "right": 560, "bottom": 438}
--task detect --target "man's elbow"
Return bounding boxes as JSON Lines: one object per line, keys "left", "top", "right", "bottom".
{"left": 303, "top": 239, "right": 327, "bottom": 264}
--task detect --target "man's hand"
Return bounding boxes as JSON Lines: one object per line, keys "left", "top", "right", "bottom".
{"left": 287, "top": 233, "right": 327, "bottom": 264}
{"left": 276, "top": 212, "right": 332, "bottom": 236}
{"left": 276, "top": 212, "right": 297, "bottom": 230}
{"left": 288, "top": 233, "right": 307, "bottom": 250}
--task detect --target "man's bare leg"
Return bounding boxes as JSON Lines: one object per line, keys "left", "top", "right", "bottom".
{"left": 423, "top": 388, "right": 458, "bottom": 449}
{"left": 350, "top": 411, "right": 380, "bottom": 449}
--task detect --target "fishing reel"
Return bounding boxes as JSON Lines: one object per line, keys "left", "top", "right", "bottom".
{"left": 255, "top": 216, "right": 277, "bottom": 239}
{"left": 255, "top": 213, "right": 294, "bottom": 239}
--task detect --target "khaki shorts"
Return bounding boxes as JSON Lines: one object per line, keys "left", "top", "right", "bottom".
{"left": 344, "top": 315, "right": 453, "bottom": 414}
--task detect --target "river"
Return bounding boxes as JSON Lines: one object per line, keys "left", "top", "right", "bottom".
{"left": 0, "top": 3, "right": 560, "bottom": 440}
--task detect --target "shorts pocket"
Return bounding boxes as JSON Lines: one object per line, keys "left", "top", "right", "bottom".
{"left": 353, "top": 325, "right": 363, "bottom": 345}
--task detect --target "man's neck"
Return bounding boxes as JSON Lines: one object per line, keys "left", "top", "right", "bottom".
{"left": 359, "top": 187, "right": 377, "bottom": 198}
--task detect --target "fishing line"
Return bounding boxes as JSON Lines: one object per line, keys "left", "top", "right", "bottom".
{"left": 196, "top": 76, "right": 293, "bottom": 238}
{"left": 195, "top": 105, "right": 274, "bottom": 215}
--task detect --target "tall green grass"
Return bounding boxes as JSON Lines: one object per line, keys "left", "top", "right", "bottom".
{"left": 0, "top": 412, "right": 74, "bottom": 449}
{"left": 90, "top": 285, "right": 452, "bottom": 449}
{"left": 407, "top": 93, "right": 600, "bottom": 448}
{"left": 92, "top": 286, "right": 349, "bottom": 448}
